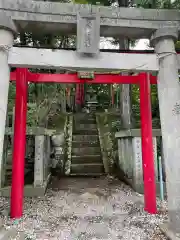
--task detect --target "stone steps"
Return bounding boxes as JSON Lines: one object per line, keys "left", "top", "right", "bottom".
{"left": 72, "top": 134, "right": 99, "bottom": 142}
{"left": 71, "top": 163, "right": 104, "bottom": 174}
{"left": 70, "top": 113, "right": 104, "bottom": 176}
{"left": 70, "top": 173, "right": 105, "bottom": 177}
{"left": 72, "top": 146, "right": 101, "bottom": 155}
{"left": 73, "top": 113, "right": 95, "bottom": 120}
{"left": 74, "top": 123, "right": 97, "bottom": 129}
{"left": 72, "top": 141, "right": 99, "bottom": 147}
{"left": 74, "top": 119, "right": 96, "bottom": 124}
{"left": 72, "top": 154, "right": 102, "bottom": 164}
{"left": 73, "top": 129, "right": 98, "bottom": 135}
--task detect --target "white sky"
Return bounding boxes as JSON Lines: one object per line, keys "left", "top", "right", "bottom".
{"left": 132, "top": 39, "right": 153, "bottom": 50}
{"left": 100, "top": 38, "right": 153, "bottom": 50}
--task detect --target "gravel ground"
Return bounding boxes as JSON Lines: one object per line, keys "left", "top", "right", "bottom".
{"left": 0, "top": 176, "right": 168, "bottom": 239}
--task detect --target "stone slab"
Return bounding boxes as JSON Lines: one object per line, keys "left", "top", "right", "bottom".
{"left": 134, "top": 181, "right": 166, "bottom": 196}
{"left": 159, "top": 222, "right": 180, "bottom": 240}
{"left": 115, "top": 128, "right": 161, "bottom": 138}
{"left": 5, "top": 127, "right": 57, "bottom": 136}
{"left": 0, "top": 181, "right": 50, "bottom": 197}
{"left": 9, "top": 47, "right": 180, "bottom": 72}
{"left": 9, "top": 47, "right": 159, "bottom": 71}
{"left": 0, "top": 227, "right": 17, "bottom": 240}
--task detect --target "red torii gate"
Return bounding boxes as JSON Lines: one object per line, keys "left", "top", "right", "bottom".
{"left": 10, "top": 68, "right": 158, "bottom": 219}
{"left": 10, "top": 70, "right": 157, "bottom": 84}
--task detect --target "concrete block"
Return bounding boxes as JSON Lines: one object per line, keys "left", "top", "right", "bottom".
{"left": 0, "top": 179, "right": 50, "bottom": 197}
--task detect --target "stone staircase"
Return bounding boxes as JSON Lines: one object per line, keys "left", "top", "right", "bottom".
{"left": 70, "top": 113, "right": 105, "bottom": 176}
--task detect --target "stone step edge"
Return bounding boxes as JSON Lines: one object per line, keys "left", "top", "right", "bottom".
{"left": 72, "top": 142, "right": 99, "bottom": 146}
{"left": 69, "top": 173, "right": 105, "bottom": 176}
{"left": 72, "top": 140, "right": 98, "bottom": 143}
{"left": 71, "top": 163, "right": 104, "bottom": 167}
{"left": 72, "top": 134, "right": 99, "bottom": 137}
{"left": 72, "top": 154, "right": 102, "bottom": 158}
{"left": 72, "top": 147, "right": 101, "bottom": 150}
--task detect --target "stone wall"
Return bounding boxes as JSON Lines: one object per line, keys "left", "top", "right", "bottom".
{"left": 115, "top": 129, "right": 166, "bottom": 195}
{"left": 34, "top": 134, "right": 51, "bottom": 187}
{"left": 64, "top": 114, "right": 73, "bottom": 175}
{"left": 96, "top": 113, "right": 120, "bottom": 174}
{"left": 2, "top": 114, "right": 69, "bottom": 189}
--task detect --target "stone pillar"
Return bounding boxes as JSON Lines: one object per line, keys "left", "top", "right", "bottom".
{"left": 34, "top": 135, "right": 45, "bottom": 187}
{"left": 120, "top": 84, "right": 132, "bottom": 128}
{"left": 151, "top": 28, "right": 180, "bottom": 233}
{"left": 132, "top": 136, "right": 158, "bottom": 192}
{"left": 118, "top": 137, "right": 133, "bottom": 178}
{"left": 119, "top": 39, "right": 132, "bottom": 128}
{"left": 0, "top": 15, "right": 16, "bottom": 188}
{"left": 44, "top": 136, "right": 51, "bottom": 180}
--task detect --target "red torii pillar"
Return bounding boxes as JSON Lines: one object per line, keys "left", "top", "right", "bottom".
{"left": 81, "top": 84, "right": 84, "bottom": 106}
{"left": 75, "top": 83, "right": 84, "bottom": 110}
{"left": 10, "top": 68, "right": 28, "bottom": 218}
{"left": 75, "top": 84, "right": 81, "bottom": 110}
{"left": 139, "top": 72, "right": 157, "bottom": 214}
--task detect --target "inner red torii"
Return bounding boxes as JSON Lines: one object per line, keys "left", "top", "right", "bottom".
{"left": 10, "top": 68, "right": 157, "bottom": 219}
{"left": 10, "top": 70, "right": 157, "bottom": 84}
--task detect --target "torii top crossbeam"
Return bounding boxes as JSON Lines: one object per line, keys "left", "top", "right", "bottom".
{"left": 1, "top": 0, "right": 180, "bottom": 39}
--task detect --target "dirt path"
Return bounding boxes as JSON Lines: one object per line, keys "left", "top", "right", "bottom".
{"left": 1, "top": 176, "right": 168, "bottom": 239}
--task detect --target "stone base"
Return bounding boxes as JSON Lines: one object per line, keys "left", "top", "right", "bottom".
{"left": 134, "top": 181, "right": 167, "bottom": 197}
{"left": 0, "top": 179, "right": 50, "bottom": 197}
{"left": 159, "top": 222, "right": 180, "bottom": 240}
{"left": 0, "top": 227, "right": 17, "bottom": 240}
{"left": 0, "top": 219, "right": 25, "bottom": 240}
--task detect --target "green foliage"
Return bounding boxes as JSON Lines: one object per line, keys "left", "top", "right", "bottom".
{"left": 10, "top": 0, "right": 165, "bottom": 129}
{"left": 134, "top": 0, "right": 177, "bottom": 8}
{"left": 7, "top": 83, "right": 16, "bottom": 111}
{"left": 176, "top": 41, "right": 180, "bottom": 49}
